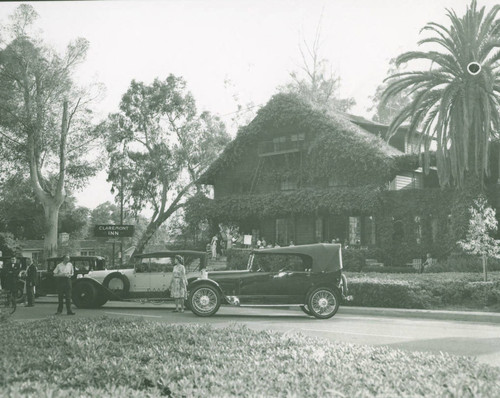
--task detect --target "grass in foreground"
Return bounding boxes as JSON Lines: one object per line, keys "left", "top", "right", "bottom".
{"left": 1, "top": 317, "right": 499, "bottom": 397}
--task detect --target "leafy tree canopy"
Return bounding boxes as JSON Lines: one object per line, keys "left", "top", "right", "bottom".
{"left": 0, "top": 4, "right": 105, "bottom": 255}
{"left": 106, "top": 75, "right": 230, "bottom": 255}
{"left": 369, "top": 59, "right": 413, "bottom": 124}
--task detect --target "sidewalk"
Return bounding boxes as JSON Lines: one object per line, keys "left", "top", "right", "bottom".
{"left": 34, "top": 296, "right": 500, "bottom": 323}
{"left": 340, "top": 306, "right": 500, "bottom": 323}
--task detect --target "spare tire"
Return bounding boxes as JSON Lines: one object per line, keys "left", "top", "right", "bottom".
{"left": 103, "top": 273, "right": 130, "bottom": 298}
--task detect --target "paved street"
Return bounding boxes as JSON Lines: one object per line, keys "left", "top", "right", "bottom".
{"left": 10, "top": 299, "right": 500, "bottom": 368}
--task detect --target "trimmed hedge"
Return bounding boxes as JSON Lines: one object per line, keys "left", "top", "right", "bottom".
{"left": 1, "top": 318, "right": 499, "bottom": 397}
{"left": 346, "top": 272, "right": 500, "bottom": 310}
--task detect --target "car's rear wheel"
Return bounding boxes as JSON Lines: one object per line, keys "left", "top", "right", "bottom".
{"left": 299, "top": 305, "right": 313, "bottom": 316}
{"left": 103, "top": 273, "right": 130, "bottom": 298}
{"left": 73, "top": 281, "right": 97, "bottom": 308}
{"left": 188, "top": 284, "right": 221, "bottom": 317}
{"left": 95, "top": 295, "right": 109, "bottom": 308}
{"left": 307, "top": 287, "right": 340, "bottom": 319}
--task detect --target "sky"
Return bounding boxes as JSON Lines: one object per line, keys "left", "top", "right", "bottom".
{"left": 0, "top": 0, "right": 479, "bottom": 209}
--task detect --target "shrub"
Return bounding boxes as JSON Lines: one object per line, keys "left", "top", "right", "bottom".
{"left": 426, "top": 253, "right": 500, "bottom": 273}
{"left": 345, "top": 272, "right": 500, "bottom": 310}
{"left": 346, "top": 278, "right": 433, "bottom": 308}
{"left": 342, "top": 248, "right": 366, "bottom": 271}
{"left": 1, "top": 318, "right": 499, "bottom": 397}
{"left": 362, "top": 265, "right": 417, "bottom": 273}
{"left": 225, "top": 248, "right": 251, "bottom": 270}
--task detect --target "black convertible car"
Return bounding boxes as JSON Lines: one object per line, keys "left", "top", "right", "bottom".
{"left": 187, "top": 243, "right": 351, "bottom": 319}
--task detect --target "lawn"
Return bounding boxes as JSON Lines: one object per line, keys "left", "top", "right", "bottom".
{"left": 1, "top": 317, "right": 499, "bottom": 397}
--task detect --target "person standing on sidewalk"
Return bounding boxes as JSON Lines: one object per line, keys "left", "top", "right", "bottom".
{"left": 2, "top": 257, "right": 20, "bottom": 311}
{"left": 53, "top": 255, "right": 75, "bottom": 315}
{"left": 25, "top": 260, "right": 38, "bottom": 307}
{"left": 169, "top": 255, "right": 188, "bottom": 312}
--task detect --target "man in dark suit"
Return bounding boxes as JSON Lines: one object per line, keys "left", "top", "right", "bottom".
{"left": 25, "top": 260, "right": 38, "bottom": 307}
{"left": 2, "top": 257, "right": 20, "bottom": 310}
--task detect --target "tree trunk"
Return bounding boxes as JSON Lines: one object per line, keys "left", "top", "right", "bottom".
{"left": 482, "top": 254, "right": 488, "bottom": 282}
{"left": 450, "top": 173, "right": 482, "bottom": 243}
{"left": 43, "top": 202, "right": 60, "bottom": 258}
{"left": 132, "top": 219, "right": 160, "bottom": 257}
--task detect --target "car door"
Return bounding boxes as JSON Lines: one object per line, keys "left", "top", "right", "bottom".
{"left": 239, "top": 254, "right": 293, "bottom": 304}
{"left": 131, "top": 260, "right": 151, "bottom": 294}
{"left": 148, "top": 257, "right": 173, "bottom": 297}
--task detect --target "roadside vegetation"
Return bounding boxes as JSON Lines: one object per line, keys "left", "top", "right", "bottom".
{"left": 346, "top": 272, "right": 500, "bottom": 311}
{"left": 1, "top": 318, "right": 499, "bottom": 397}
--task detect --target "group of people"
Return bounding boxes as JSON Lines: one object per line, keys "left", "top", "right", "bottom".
{"left": 0, "top": 254, "right": 76, "bottom": 315}
{"left": 210, "top": 234, "right": 227, "bottom": 260}
{"left": 0, "top": 256, "right": 37, "bottom": 311}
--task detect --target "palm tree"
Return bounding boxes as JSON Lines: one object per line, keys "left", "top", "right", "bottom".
{"left": 382, "top": 0, "right": 500, "bottom": 188}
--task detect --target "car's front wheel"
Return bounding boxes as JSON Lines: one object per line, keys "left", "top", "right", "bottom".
{"left": 73, "top": 281, "right": 97, "bottom": 308}
{"left": 188, "top": 284, "right": 221, "bottom": 317}
{"left": 307, "top": 287, "right": 340, "bottom": 319}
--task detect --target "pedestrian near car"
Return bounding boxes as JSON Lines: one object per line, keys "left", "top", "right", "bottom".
{"left": 2, "top": 257, "right": 20, "bottom": 310}
{"left": 170, "top": 255, "right": 188, "bottom": 312}
{"left": 210, "top": 235, "right": 218, "bottom": 260}
{"left": 421, "top": 253, "right": 433, "bottom": 273}
{"left": 25, "top": 260, "right": 37, "bottom": 307}
{"left": 53, "top": 255, "right": 75, "bottom": 315}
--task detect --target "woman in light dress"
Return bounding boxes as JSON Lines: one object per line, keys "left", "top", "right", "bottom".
{"left": 169, "top": 255, "right": 188, "bottom": 312}
{"left": 210, "top": 235, "right": 218, "bottom": 260}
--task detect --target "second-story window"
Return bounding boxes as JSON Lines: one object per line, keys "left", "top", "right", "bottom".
{"left": 273, "top": 136, "right": 286, "bottom": 151}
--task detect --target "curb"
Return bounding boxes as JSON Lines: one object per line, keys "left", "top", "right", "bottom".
{"left": 340, "top": 306, "right": 500, "bottom": 323}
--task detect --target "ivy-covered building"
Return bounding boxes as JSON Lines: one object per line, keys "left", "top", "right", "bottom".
{"left": 197, "top": 93, "right": 482, "bottom": 264}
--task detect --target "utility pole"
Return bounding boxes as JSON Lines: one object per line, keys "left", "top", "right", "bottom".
{"left": 120, "top": 168, "right": 124, "bottom": 267}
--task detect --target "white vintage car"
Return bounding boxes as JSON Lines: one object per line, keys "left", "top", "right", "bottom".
{"left": 72, "top": 251, "right": 206, "bottom": 308}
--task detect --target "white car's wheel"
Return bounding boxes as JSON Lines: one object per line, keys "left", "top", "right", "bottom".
{"left": 188, "top": 284, "right": 221, "bottom": 317}
{"left": 103, "top": 273, "right": 130, "bottom": 298}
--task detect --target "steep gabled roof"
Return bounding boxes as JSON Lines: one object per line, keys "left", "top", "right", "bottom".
{"left": 199, "top": 93, "right": 403, "bottom": 185}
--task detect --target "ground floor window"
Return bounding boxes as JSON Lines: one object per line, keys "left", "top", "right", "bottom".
{"left": 431, "top": 217, "right": 439, "bottom": 243}
{"left": 363, "top": 216, "right": 376, "bottom": 245}
{"left": 276, "top": 218, "right": 295, "bottom": 246}
{"left": 349, "top": 216, "right": 361, "bottom": 245}
{"left": 315, "top": 216, "right": 323, "bottom": 243}
{"left": 415, "top": 216, "right": 422, "bottom": 244}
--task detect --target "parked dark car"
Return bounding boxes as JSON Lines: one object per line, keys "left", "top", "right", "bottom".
{"left": 71, "top": 251, "right": 206, "bottom": 308}
{"left": 187, "top": 243, "right": 351, "bottom": 319}
{"left": 37, "top": 256, "right": 106, "bottom": 295}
